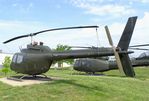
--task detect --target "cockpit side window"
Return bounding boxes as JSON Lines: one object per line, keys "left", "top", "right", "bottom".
{"left": 12, "top": 55, "right": 17, "bottom": 63}
{"left": 17, "top": 55, "right": 23, "bottom": 63}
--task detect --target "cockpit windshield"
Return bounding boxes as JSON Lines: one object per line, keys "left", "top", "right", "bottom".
{"left": 138, "top": 52, "right": 149, "bottom": 58}
{"left": 12, "top": 54, "right": 23, "bottom": 63}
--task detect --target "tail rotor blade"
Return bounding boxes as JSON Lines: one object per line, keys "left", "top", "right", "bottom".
{"left": 113, "top": 49, "right": 125, "bottom": 75}
{"left": 105, "top": 26, "right": 114, "bottom": 46}
{"left": 105, "top": 26, "right": 125, "bottom": 76}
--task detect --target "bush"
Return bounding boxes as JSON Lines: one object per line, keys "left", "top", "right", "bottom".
{"left": 1, "top": 56, "right": 11, "bottom": 76}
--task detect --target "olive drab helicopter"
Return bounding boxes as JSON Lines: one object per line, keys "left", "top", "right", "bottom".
{"left": 73, "top": 51, "right": 149, "bottom": 74}
{"left": 3, "top": 16, "right": 137, "bottom": 78}
{"left": 73, "top": 37, "right": 149, "bottom": 73}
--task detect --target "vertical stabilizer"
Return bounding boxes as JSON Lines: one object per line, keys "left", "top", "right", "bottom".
{"left": 118, "top": 16, "right": 137, "bottom": 50}
{"left": 118, "top": 16, "right": 137, "bottom": 77}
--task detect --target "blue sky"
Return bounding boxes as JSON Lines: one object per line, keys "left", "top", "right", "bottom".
{"left": 0, "top": 0, "right": 148, "bottom": 25}
{"left": 0, "top": 0, "right": 147, "bottom": 23}
{"left": 0, "top": 0, "right": 149, "bottom": 56}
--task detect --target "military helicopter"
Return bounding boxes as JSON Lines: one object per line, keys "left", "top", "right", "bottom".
{"left": 73, "top": 42, "right": 149, "bottom": 73}
{"left": 3, "top": 16, "right": 137, "bottom": 78}
{"left": 130, "top": 44, "right": 149, "bottom": 66}
{"left": 73, "top": 51, "right": 149, "bottom": 74}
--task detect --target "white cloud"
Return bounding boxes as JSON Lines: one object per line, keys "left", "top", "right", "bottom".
{"left": 0, "top": 20, "right": 48, "bottom": 53}
{"left": 0, "top": 20, "right": 47, "bottom": 37}
{"left": 132, "top": 12, "right": 149, "bottom": 44}
{"left": 27, "top": 3, "right": 34, "bottom": 10}
{"left": 84, "top": 4, "right": 135, "bottom": 16}
{"left": 0, "top": 20, "right": 99, "bottom": 53}
{"left": 12, "top": 3, "right": 18, "bottom": 7}
{"left": 141, "top": 0, "right": 149, "bottom": 3}
{"left": 70, "top": 0, "right": 136, "bottom": 17}
{"left": 103, "top": 13, "right": 149, "bottom": 56}
{"left": 132, "top": 0, "right": 149, "bottom": 3}
{"left": 102, "top": 12, "right": 149, "bottom": 46}
{"left": 12, "top": 2, "right": 34, "bottom": 13}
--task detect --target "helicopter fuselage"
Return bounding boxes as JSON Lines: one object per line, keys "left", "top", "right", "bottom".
{"left": 11, "top": 53, "right": 52, "bottom": 75}
{"left": 11, "top": 44, "right": 53, "bottom": 75}
{"left": 10, "top": 44, "right": 133, "bottom": 75}
{"left": 10, "top": 44, "right": 115, "bottom": 75}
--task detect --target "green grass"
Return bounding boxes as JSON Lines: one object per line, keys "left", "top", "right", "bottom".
{"left": 0, "top": 67, "right": 149, "bottom": 101}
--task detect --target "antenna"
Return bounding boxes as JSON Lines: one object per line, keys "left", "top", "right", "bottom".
{"left": 31, "top": 35, "right": 33, "bottom": 44}
{"left": 95, "top": 27, "right": 100, "bottom": 47}
{"left": 19, "top": 46, "right": 22, "bottom": 51}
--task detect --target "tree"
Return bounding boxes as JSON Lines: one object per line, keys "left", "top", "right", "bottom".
{"left": 1, "top": 56, "right": 11, "bottom": 76}
{"left": 53, "top": 44, "right": 74, "bottom": 68}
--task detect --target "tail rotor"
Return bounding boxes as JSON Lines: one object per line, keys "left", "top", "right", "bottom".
{"left": 105, "top": 16, "right": 137, "bottom": 77}
{"left": 105, "top": 26, "right": 125, "bottom": 76}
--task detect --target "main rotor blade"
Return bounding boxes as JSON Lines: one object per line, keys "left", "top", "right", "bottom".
{"left": 130, "top": 44, "right": 149, "bottom": 47}
{"left": 70, "top": 46, "right": 98, "bottom": 49}
{"left": 129, "top": 47, "right": 149, "bottom": 51}
{"left": 105, "top": 26, "right": 125, "bottom": 76}
{"left": 3, "top": 25, "right": 99, "bottom": 44}
{"left": 70, "top": 46, "right": 92, "bottom": 48}
{"left": 33, "top": 25, "right": 99, "bottom": 36}
{"left": 3, "top": 34, "right": 31, "bottom": 44}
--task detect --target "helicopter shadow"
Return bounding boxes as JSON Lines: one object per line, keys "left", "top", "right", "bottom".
{"left": 70, "top": 71, "right": 127, "bottom": 78}
{"left": 71, "top": 72, "right": 106, "bottom": 77}
{"left": 46, "top": 79, "right": 105, "bottom": 92}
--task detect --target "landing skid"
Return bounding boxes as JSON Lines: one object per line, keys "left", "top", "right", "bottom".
{"left": 7, "top": 74, "right": 51, "bottom": 82}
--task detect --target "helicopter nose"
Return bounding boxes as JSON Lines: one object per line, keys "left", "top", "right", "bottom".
{"left": 73, "top": 60, "right": 80, "bottom": 70}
